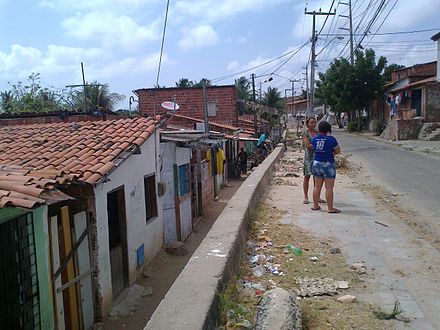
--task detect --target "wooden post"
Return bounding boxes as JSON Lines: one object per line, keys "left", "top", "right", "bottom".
{"left": 60, "top": 206, "right": 80, "bottom": 330}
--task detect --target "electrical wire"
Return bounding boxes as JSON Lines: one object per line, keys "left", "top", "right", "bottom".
{"left": 363, "top": 0, "right": 399, "bottom": 48}
{"left": 210, "top": 40, "right": 311, "bottom": 83}
{"left": 155, "top": 0, "right": 170, "bottom": 89}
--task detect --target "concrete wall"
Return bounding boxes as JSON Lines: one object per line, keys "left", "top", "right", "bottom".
{"left": 425, "top": 83, "right": 440, "bottom": 122}
{"left": 160, "top": 142, "right": 192, "bottom": 244}
{"left": 201, "top": 161, "right": 213, "bottom": 211}
{"left": 145, "top": 145, "right": 285, "bottom": 330}
{"left": 94, "top": 133, "right": 163, "bottom": 315}
{"left": 136, "top": 85, "right": 238, "bottom": 122}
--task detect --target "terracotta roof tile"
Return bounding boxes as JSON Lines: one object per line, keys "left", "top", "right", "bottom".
{"left": 0, "top": 116, "right": 158, "bottom": 185}
{"left": 0, "top": 164, "right": 74, "bottom": 209}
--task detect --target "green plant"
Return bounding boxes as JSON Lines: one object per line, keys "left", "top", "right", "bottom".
{"left": 347, "top": 121, "right": 358, "bottom": 132}
{"left": 374, "top": 300, "right": 401, "bottom": 320}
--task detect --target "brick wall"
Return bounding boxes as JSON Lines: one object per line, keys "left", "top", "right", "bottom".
{"left": 136, "top": 85, "right": 238, "bottom": 123}
{"left": 425, "top": 82, "right": 440, "bottom": 122}
{"left": 391, "top": 62, "right": 437, "bottom": 83}
{"left": 397, "top": 118, "right": 423, "bottom": 140}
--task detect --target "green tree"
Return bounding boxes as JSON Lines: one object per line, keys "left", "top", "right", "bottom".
{"left": 262, "top": 86, "right": 284, "bottom": 109}
{"left": 193, "top": 79, "right": 212, "bottom": 87}
{"left": 235, "top": 76, "right": 251, "bottom": 100}
{"left": 315, "top": 48, "right": 386, "bottom": 129}
{"left": 383, "top": 63, "right": 405, "bottom": 81}
{"left": 7, "top": 73, "right": 62, "bottom": 113}
{"left": 0, "top": 90, "right": 14, "bottom": 113}
{"left": 72, "top": 81, "right": 125, "bottom": 113}
{"left": 175, "top": 78, "right": 194, "bottom": 88}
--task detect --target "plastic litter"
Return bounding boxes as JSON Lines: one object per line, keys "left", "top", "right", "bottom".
{"left": 287, "top": 244, "right": 303, "bottom": 256}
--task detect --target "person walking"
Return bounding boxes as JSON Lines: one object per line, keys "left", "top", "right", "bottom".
{"left": 238, "top": 147, "right": 248, "bottom": 174}
{"left": 302, "top": 117, "right": 317, "bottom": 204}
{"left": 311, "top": 121, "right": 341, "bottom": 213}
{"left": 302, "top": 118, "right": 325, "bottom": 205}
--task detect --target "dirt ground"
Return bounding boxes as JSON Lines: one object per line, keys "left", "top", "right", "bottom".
{"left": 101, "top": 178, "right": 243, "bottom": 330}
{"left": 218, "top": 158, "right": 391, "bottom": 329}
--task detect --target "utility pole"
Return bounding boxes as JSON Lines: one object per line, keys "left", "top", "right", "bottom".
{"left": 290, "top": 79, "right": 300, "bottom": 115}
{"left": 251, "top": 73, "right": 257, "bottom": 136}
{"left": 202, "top": 79, "right": 209, "bottom": 134}
{"left": 66, "top": 62, "right": 101, "bottom": 114}
{"left": 340, "top": 0, "right": 354, "bottom": 65}
{"left": 305, "top": 8, "right": 335, "bottom": 114}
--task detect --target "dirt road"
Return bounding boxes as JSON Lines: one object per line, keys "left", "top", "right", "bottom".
{"left": 268, "top": 147, "right": 440, "bottom": 329}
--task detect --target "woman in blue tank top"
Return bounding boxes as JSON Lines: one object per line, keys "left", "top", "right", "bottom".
{"left": 311, "top": 121, "right": 341, "bottom": 213}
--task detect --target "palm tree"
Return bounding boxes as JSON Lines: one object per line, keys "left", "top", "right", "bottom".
{"left": 175, "top": 78, "right": 194, "bottom": 88}
{"left": 263, "top": 86, "right": 284, "bottom": 109}
{"left": 193, "top": 79, "right": 212, "bottom": 87}
{"left": 0, "top": 90, "right": 14, "bottom": 113}
{"left": 74, "top": 81, "right": 125, "bottom": 113}
{"left": 235, "top": 76, "right": 251, "bottom": 100}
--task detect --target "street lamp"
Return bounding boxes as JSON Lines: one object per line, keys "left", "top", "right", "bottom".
{"left": 251, "top": 73, "right": 274, "bottom": 136}
{"left": 129, "top": 95, "right": 138, "bottom": 117}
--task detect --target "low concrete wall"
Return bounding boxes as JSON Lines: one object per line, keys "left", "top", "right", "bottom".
{"left": 145, "top": 146, "right": 285, "bottom": 330}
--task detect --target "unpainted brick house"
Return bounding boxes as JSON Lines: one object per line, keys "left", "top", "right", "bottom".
{"left": 135, "top": 85, "right": 239, "bottom": 123}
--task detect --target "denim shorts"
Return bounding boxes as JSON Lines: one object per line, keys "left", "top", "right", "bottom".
{"left": 312, "top": 160, "right": 336, "bottom": 179}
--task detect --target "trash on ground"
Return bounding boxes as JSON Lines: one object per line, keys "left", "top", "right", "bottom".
{"left": 252, "top": 265, "right": 265, "bottom": 277}
{"left": 337, "top": 294, "right": 357, "bottom": 303}
{"left": 310, "top": 256, "right": 318, "bottom": 262}
{"left": 337, "top": 281, "right": 350, "bottom": 289}
{"left": 287, "top": 244, "right": 303, "bottom": 256}
{"left": 296, "top": 277, "right": 340, "bottom": 297}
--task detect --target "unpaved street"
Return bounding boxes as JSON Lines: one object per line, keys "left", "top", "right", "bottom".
{"left": 268, "top": 146, "right": 440, "bottom": 329}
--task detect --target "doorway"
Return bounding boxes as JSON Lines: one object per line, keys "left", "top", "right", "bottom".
{"left": 107, "top": 187, "right": 128, "bottom": 299}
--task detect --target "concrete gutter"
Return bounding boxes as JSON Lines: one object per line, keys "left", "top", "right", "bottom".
{"left": 145, "top": 145, "right": 285, "bottom": 330}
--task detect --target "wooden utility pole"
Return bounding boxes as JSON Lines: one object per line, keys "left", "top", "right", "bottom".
{"left": 251, "top": 73, "right": 257, "bottom": 136}
{"left": 305, "top": 8, "right": 336, "bottom": 113}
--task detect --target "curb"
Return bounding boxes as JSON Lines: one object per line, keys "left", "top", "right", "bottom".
{"left": 144, "top": 146, "right": 285, "bottom": 330}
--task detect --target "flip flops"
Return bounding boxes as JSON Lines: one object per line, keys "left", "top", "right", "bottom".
{"left": 311, "top": 206, "right": 321, "bottom": 211}
{"left": 328, "top": 208, "right": 341, "bottom": 214}
{"left": 303, "top": 200, "right": 310, "bottom": 204}
{"left": 319, "top": 199, "right": 327, "bottom": 204}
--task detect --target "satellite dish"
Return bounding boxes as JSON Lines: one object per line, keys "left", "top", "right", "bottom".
{"left": 161, "top": 101, "right": 180, "bottom": 111}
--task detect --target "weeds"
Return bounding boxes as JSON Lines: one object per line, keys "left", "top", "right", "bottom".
{"left": 374, "top": 300, "right": 401, "bottom": 320}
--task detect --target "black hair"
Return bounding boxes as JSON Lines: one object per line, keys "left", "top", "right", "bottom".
{"left": 318, "top": 121, "right": 332, "bottom": 133}
{"left": 305, "top": 117, "right": 316, "bottom": 125}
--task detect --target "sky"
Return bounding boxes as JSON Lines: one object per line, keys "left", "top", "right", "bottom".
{"left": 1, "top": 0, "right": 439, "bottom": 110}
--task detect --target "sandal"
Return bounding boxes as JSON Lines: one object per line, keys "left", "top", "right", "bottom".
{"left": 328, "top": 208, "right": 341, "bottom": 214}
{"left": 319, "top": 199, "right": 327, "bottom": 204}
{"left": 303, "top": 200, "right": 310, "bottom": 204}
{"left": 311, "top": 206, "right": 321, "bottom": 211}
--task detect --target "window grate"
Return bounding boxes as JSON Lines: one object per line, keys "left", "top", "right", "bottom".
{"left": 0, "top": 213, "right": 41, "bottom": 329}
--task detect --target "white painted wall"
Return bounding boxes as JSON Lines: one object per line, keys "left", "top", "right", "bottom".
{"left": 94, "top": 133, "right": 163, "bottom": 315}
{"left": 160, "top": 142, "right": 191, "bottom": 244}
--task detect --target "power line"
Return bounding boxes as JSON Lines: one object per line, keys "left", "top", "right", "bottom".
{"left": 155, "top": 0, "right": 170, "bottom": 89}
{"left": 364, "top": 0, "right": 399, "bottom": 48}
{"left": 322, "top": 27, "right": 440, "bottom": 37}
{"left": 210, "top": 40, "right": 310, "bottom": 83}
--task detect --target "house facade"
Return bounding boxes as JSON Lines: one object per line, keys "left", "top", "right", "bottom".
{"left": 381, "top": 61, "right": 440, "bottom": 140}
{"left": 135, "top": 85, "right": 238, "bottom": 123}
{"left": 0, "top": 117, "right": 163, "bottom": 326}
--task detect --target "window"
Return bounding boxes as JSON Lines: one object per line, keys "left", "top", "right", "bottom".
{"left": 178, "top": 164, "right": 190, "bottom": 196}
{"left": 144, "top": 174, "right": 158, "bottom": 221}
{"left": 207, "top": 102, "right": 217, "bottom": 117}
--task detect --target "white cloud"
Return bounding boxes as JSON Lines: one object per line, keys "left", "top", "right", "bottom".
{"left": 178, "top": 25, "right": 219, "bottom": 50}
{"left": 39, "top": 0, "right": 159, "bottom": 12}
{"left": 62, "top": 11, "right": 160, "bottom": 49}
{"left": 227, "top": 60, "right": 239, "bottom": 71}
{"left": 91, "top": 52, "right": 164, "bottom": 78}
{"left": 174, "top": 0, "right": 287, "bottom": 22}
{"left": 0, "top": 44, "right": 106, "bottom": 84}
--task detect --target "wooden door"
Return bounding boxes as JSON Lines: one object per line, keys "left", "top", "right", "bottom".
{"left": 107, "top": 187, "right": 128, "bottom": 299}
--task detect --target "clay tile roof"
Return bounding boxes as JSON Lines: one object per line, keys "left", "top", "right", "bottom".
{"left": 0, "top": 116, "right": 158, "bottom": 185}
{"left": 0, "top": 164, "right": 74, "bottom": 209}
